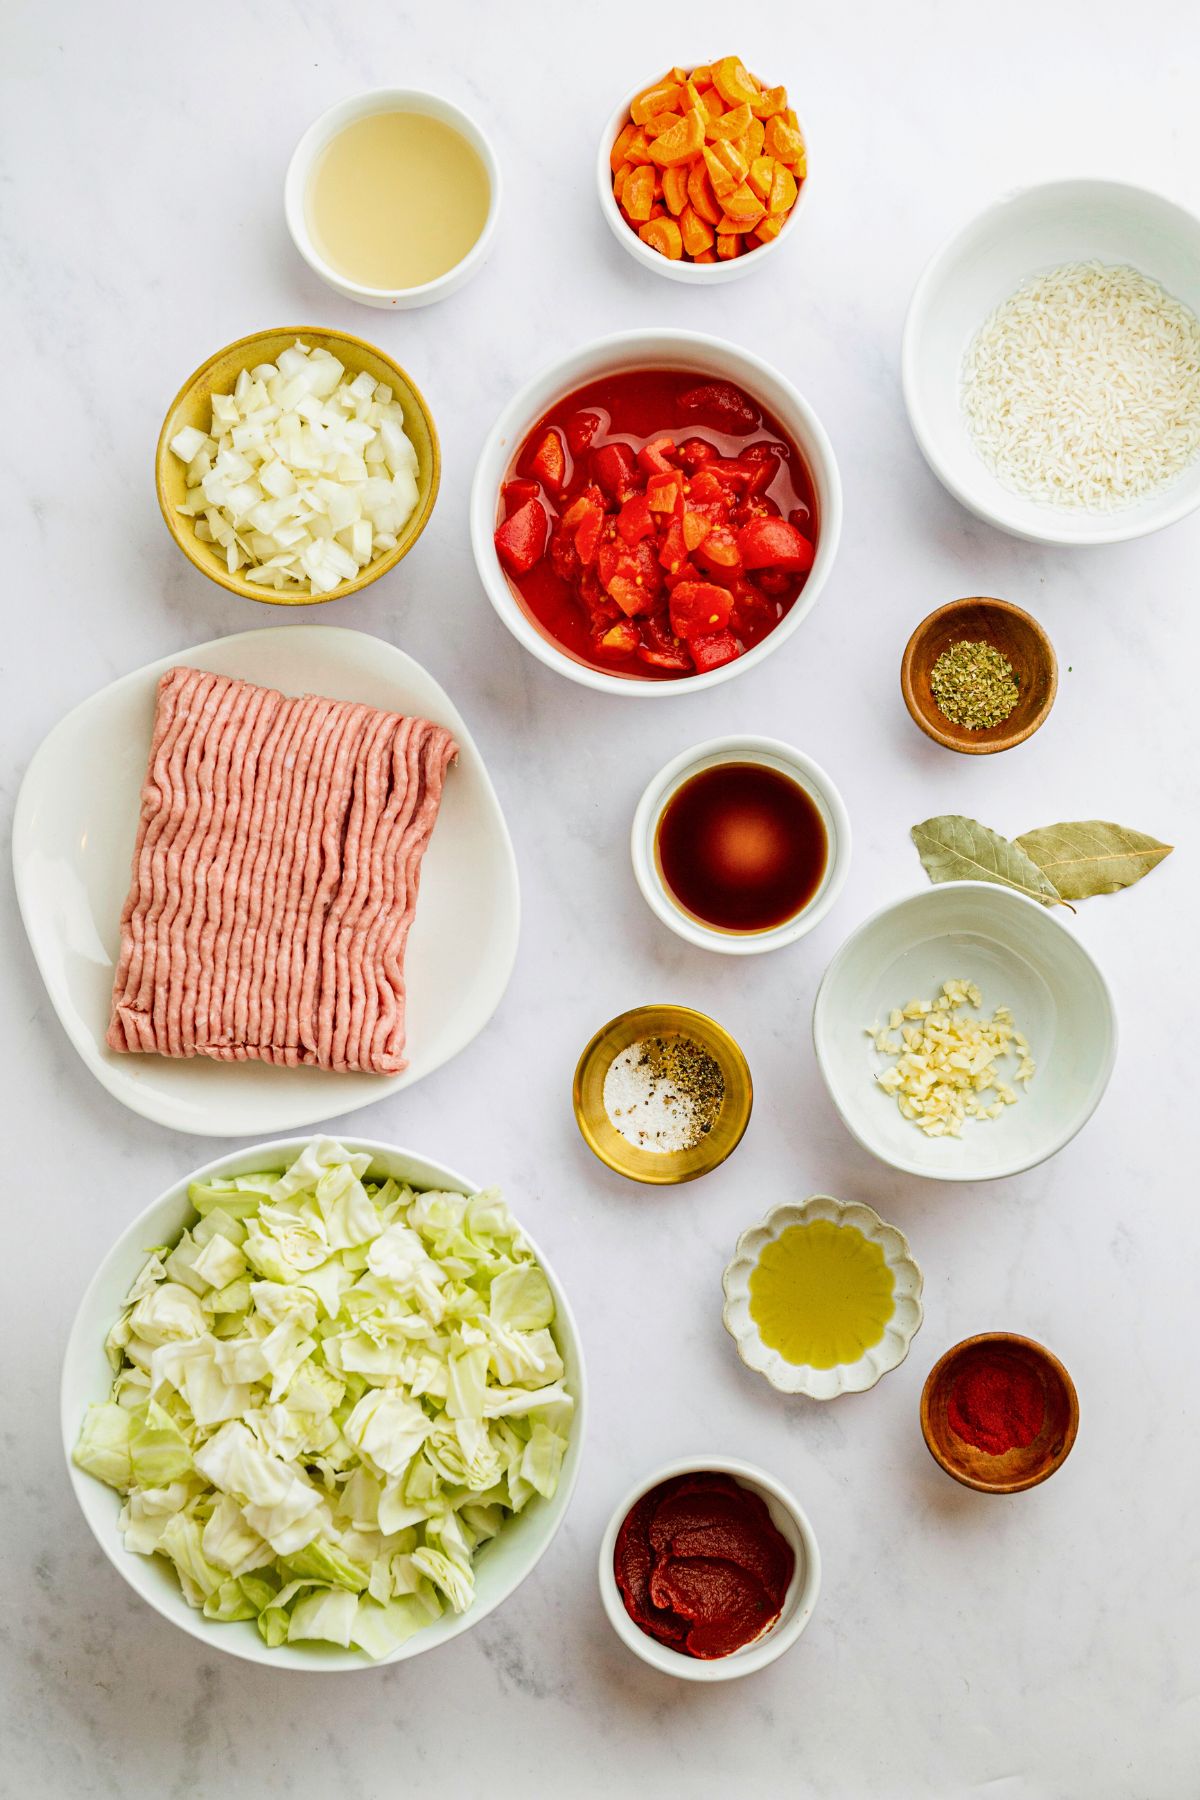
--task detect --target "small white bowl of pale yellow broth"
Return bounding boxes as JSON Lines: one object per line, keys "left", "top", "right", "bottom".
{"left": 286, "top": 89, "right": 500, "bottom": 308}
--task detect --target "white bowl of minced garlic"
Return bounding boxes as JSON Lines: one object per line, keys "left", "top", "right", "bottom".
{"left": 812, "top": 882, "right": 1116, "bottom": 1181}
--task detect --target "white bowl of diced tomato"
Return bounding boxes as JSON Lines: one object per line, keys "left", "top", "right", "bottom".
{"left": 470, "top": 330, "right": 842, "bottom": 695}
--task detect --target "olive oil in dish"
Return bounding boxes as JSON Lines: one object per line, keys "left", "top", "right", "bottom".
{"left": 306, "top": 110, "right": 491, "bottom": 290}
{"left": 748, "top": 1220, "right": 895, "bottom": 1369}
{"left": 655, "top": 762, "right": 827, "bottom": 933}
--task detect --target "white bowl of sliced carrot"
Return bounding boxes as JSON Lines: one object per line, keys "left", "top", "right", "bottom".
{"left": 596, "top": 57, "right": 809, "bottom": 283}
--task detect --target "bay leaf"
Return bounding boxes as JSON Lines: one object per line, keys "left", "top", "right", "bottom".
{"left": 910, "top": 815, "right": 1066, "bottom": 908}
{"left": 1014, "top": 820, "right": 1173, "bottom": 899}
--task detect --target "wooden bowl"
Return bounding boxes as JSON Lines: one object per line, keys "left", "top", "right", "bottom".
{"left": 920, "top": 1332, "right": 1079, "bottom": 1494}
{"left": 156, "top": 327, "right": 440, "bottom": 605}
{"left": 901, "top": 597, "right": 1057, "bottom": 753}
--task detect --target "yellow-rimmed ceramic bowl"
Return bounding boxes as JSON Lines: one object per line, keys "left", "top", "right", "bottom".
{"left": 722, "top": 1195, "right": 924, "bottom": 1399}
{"left": 156, "top": 327, "right": 440, "bottom": 605}
{"left": 572, "top": 1004, "right": 752, "bottom": 1185}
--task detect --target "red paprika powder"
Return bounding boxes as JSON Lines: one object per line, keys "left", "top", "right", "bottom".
{"left": 946, "top": 1348, "right": 1046, "bottom": 1456}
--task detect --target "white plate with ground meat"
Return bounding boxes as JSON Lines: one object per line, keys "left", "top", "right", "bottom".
{"left": 13, "top": 627, "right": 519, "bottom": 1136}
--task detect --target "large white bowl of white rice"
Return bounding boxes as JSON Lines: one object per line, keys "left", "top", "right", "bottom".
{"left": 903, "top": 179, "right": 1200, "bottom": 545}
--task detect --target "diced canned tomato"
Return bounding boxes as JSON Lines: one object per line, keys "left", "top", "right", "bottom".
{"left": 494, "top": 498, "right": 549, "bottom": 576}
{"left": 494, "top": 370, "right": 817, "bottom": 681}
{"left": 528, "top": 428, "right": 566, "bottom": 490}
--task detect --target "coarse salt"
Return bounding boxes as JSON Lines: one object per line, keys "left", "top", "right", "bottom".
{"left": 602, "top": 1035, "right": 725, "bottom": 1155}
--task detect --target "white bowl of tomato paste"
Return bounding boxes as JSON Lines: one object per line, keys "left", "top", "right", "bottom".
{"left": 470, "top": 330, "right": 842, "bottom": 696}
{"left": 598, "top": 1456, "right": 821, "bottom": 1679}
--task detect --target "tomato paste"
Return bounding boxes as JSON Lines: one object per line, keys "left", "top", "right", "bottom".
{"left": 494, "top": 370, "right": 818, "bottom": 681}
{"left": 613, "top": 1472, "right": 794, "bottom": 1658}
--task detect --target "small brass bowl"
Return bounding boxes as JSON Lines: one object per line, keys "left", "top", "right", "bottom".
{"left": 920, "top": 1332, "right": 1079, "bottom": 1494}
{"left": 572, "top": 1004, "right": 752, "bottom": 1185}
{"left": 901, "top": 597, "right": 1057, "bottom": 754}
{"left": 156, "top": 326, "right": 440, "bottom": 605}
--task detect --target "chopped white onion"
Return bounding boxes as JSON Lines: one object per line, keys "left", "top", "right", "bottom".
{"left": 171, "top": 339, "right": 421, "bottom": 596}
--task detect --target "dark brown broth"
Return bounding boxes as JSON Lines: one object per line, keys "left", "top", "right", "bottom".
{"left": 655, "top": 762, "right": 827, "bottom": 932}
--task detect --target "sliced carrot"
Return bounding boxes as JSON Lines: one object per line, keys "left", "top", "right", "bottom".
{"left": 610, "top": 122, "right": 637, "bottom": 172}
{"left": 613, "top": 161, "right": 633, "bottom": 204}
{"left": 701, "top": 144, "right": 737, "bottom": 198}
{"left": 686, "top": 160, "right": 723, "bottom": 224}
{"left": 715, "top": 211, "right": 761, "bottom": 236}
{"left": 715, "top": 232, "right": 742, "bottom": 260}
{"left": 712, "top": 139, "right": 749, "bottom": 183}
{"left": 791, "top": 146, "right": 808, "bottom": 179}
{"left": 639, "top": 216, "right": 684, "bottom": 259}
{"left": 648, "top": 107, "right": 706, "bottom": 167}
{"left": 631, "top": 79, "right": 684, "bottom": 124}
{"left": 690, "top": 63, "right": 714, "bottom": 88}
{"left": 768, "top": 163, "right": 798, "bottom": 215}
{"left": 624, "top": 128, "right": 654, "bottom": 165}
{"left": 705, "top": 102, "right": 752, "bottom": 143}
{"left": 662, "top": 164, "right": 689, "bottom": 216}
{"left": 750, "top": 84, "right": 787, "bottom": 120}
{"left": 748, "top": 156, "right": 776, "bottom": 202}
{"left": 745, "top": 116, "right": 765, "bottom": 159}
{"left": 624, "top": 164, "right": 655, "bottom": 222}
{"left": 765, "top": 115, "right": 805, "bottom": 163}
{"left": 723, "top": 180, "right": 766, "bottom": 224}
{"left": 679, "top": 204, "right": 715, "bottom": 256}
{"left": 753, "top": 214, "right": 784, "bottom": 243}
{"left": 693, "top": 248, "right": 717, "bottom": 263}
{"left": 644, "top": 110, "right": 683, "bottom": 141}
{"left": 711, "top": 56, "right": 759, "bottom": 107}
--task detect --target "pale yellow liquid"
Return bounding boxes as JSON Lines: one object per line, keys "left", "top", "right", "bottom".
{"left": 306, "top": 111, "right": 491, "bottom": 290}
{"left": 748, "top": 1221, "right": 895, "bottom": 1370}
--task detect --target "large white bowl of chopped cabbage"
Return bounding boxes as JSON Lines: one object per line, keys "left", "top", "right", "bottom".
{"left": 63, "top": 1137, "right": 583, "bottom": 1668}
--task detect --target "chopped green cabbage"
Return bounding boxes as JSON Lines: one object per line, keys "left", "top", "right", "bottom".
{"left": 74, "top": 1139, "right": 572, "bottom": 1659}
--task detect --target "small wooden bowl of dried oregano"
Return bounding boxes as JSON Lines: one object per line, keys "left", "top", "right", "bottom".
{"left": 901, "top": 597, "right": 1057, "bottom": 755}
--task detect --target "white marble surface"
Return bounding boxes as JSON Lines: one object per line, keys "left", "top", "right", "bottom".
{"left": 4, "top": 1, "right": 1199, "bottom": 1793}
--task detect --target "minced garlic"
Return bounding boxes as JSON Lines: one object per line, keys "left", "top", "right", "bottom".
{"left": 867, "top": 978, "right": 1034, "bottom": 1137}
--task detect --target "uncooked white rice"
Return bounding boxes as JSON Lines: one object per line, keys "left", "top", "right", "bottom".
{"left": 961, "top": 261, "right": 1200, "bottom": 511}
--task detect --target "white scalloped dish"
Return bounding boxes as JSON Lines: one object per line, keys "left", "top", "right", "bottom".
{"left": 722, "top": 1195, "right": 924, "bottom": 1400}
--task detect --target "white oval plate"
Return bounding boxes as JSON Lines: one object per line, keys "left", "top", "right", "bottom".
{"left": 13, "top": 627, "right": 519, "bottom": 1137}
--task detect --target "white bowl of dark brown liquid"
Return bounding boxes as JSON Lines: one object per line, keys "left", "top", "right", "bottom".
{"left": 631, "top": 738, "right": 851, "bottom": 955}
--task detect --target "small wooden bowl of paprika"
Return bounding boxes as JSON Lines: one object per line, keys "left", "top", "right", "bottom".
{"left": 901, "top": 597, "right": 1057, "bottom": 754}
{"left": 920, "top": 1332, "right": 1079, "bottom": 1494}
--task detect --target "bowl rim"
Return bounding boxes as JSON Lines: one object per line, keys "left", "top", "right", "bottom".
{"left": 597, "top": 1454, "right": 821, "bottom": 1680}
{"left": 155, "top": 326, "right": 441, "bottom": 605}
{"left": 284, "top": 87, "right": 502, "bottom": 305}
{"left": 594, "top": 73, "right": 809, "bottom": 285}
{"left": 629, "top": 735, "right": 852, "bottom": 952}
{"left": 469, "top": 326, "right": 842, "bottom": 697}
{"left": 61, "top": 1134, "right": 586, "bottom": 1671}
{"left": 811, "top": 879, "right": 1119, "bottom": 1182}
{"left": 899, "top": 595, "right": 1058, "bottom": 755}
{"left": 901, "top": 176, "right": 1200, "bottom": 547}
{"left": 919, "top": 1330, "right": 1080, "bottom": 1493}
{"left": 721, "top": 1193, "right": 924, "bottom": 1397}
